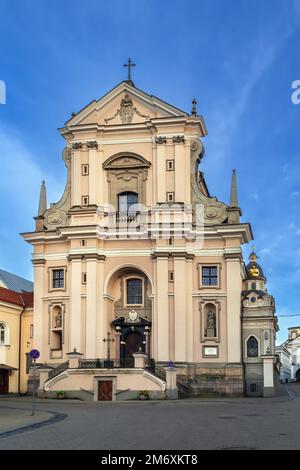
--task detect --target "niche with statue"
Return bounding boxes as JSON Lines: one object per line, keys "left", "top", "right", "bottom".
{"left": 50, "top": 305, "right": 64, "bottom": 353}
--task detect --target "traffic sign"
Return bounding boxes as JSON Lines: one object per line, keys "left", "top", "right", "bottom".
{"left": 30, "top": 349, "right": 40, "bottom": 360}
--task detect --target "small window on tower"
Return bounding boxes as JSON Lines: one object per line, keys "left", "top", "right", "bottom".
{"left": 82, "top": 164, "right": 89, "bottom": 175}
{"left": 168, "top": 271, "right": 174, "bottom": 283}
{"left": 247, "top": 336, "right": 259, "bottom": 357}
{"left": 82, "top": 196, "right": 89, "bottom": 206}
{"left": 167, "top": 192, "right": 175, "bottom": 203}
{"left": 166, "top": 160, "right": 175, "bottom": 171}
{"left": 82, "top": 272, "right": 87, "bottom": 284}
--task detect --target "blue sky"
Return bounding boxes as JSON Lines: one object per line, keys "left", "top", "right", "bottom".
{"left": 0, "top": 0, "right": 299, "bottom": 343}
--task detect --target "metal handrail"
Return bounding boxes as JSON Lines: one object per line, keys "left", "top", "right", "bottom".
{"left": 48, "top": 361, "right": 69, "bottom": 380}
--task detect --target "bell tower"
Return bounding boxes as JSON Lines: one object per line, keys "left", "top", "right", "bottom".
{"left": 242, "top": 248, "right": 278, "bottom": 397}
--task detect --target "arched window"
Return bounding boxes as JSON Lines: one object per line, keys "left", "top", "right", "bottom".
{"left": 118, "top": 192, "right": 138, "bottom": 214}
{"left": 0, "top": 323, "right": 7, "bottom": 345}
{"left": 126, "top": 278, "right": 143, "bottom": 305}
{"left": 247, "top": 336, "right": 259, "bottom": 357}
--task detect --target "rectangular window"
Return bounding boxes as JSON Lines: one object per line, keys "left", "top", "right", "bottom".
{"left": 127, "top": 278, "right": 143, "bottom": 305}
{"left": 166, "top": 160, "right": 175, "bottom": 171}
{"left": 82, "top": 164, "right": 89, "bottom": 175}
{"left": 52, "top": 269, "right": 64, "bottom": 289}
{"left": 81, "top": 239, "right": 86, "bottom": 247}
{"left": 82, "top": 196, "right": 89, "bottom": 206}
{"left": 30, "top": 324, "right": 34, "bottom": 339}
{"left": 168, "top": 271, "right": 174, "bottom": 282}
{"left": 82, "top": 272, "right": 87, "bottom": 284}
{"left": 167, "top": 192, "right": 175, "bottom": 203}
{"left": 202, "top": 266, "right": 218, "bottom": 286}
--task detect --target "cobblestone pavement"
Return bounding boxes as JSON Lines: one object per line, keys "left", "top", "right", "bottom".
{"left": 0, "top": 384, "right": 299, "bottom": 450}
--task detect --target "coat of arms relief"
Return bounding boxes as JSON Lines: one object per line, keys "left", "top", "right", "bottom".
{"left": 105, "top": 93, "right": 150, "bottom": 124}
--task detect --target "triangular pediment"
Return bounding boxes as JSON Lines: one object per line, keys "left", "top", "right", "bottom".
{"left": 65, "top": 81, "right": 188, "bottom": 127}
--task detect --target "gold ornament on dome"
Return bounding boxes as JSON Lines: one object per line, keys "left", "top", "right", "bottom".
{"left": 249, "top": 266, "right": 260, "bottom": 277}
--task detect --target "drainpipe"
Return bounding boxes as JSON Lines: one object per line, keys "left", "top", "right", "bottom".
{"left": 18, "top": 294, "right": 26, "bottom": 395}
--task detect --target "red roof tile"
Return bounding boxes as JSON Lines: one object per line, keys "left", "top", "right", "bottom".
{"left": 0, "top": 286, "right": 33, "bottom": 308}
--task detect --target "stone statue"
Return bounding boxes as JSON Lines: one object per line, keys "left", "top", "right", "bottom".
{"left": 206, "top": 310, "right": 216, "bottom": 337}
{"left": 207, "top": 310, "right": 216, "bottom": 328}
{"left": 55, "top": 310, "right": 62, "bottom": 328}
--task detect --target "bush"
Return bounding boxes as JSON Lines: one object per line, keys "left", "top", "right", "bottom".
{"left": 138, "top": 390, "right": 150, "bottom": 400}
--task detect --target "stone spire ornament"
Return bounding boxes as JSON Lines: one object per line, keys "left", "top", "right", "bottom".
{"left": 191, "top": 98, "right": 197, "bottom": 116}
{"left": 230, "top": 169, "right": 238, "bottom": 208}
{"left": 38, "top": 180, "right": 47, "bottom": 216}
{"left": 227, "top": 169, "right": 241, "bottom": 223}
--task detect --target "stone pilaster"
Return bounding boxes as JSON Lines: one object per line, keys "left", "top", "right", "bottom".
{"left": 155, "top": 256, "right": 169, "bottom": 361}
{"left": 71, "top": 148, "right": 81, "bottom": 206}
{"left": 32, "top": 259, "right": 45, "bottom": 360}
{"left": 225, "top": 254, "right": 242, "bottom": 363}
{"left": 69, "top": 256, "right": 82, "bottom": 352}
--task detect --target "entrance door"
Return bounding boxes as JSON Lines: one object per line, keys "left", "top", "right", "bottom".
{"left": 98, "top": 380, "right": 113, "bottom": 401}
{"left": 0, "top": 369, "right": 9, "bottom": 394}
{"left": 124, "top": 331, "right": 144, "bottom": 367}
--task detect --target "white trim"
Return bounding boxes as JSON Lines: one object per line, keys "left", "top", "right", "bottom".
{"left": 0, "top": 322, "right": 9, "bottom": 346}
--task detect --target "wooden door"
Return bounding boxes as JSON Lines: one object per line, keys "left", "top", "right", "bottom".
{"left": 98, "top": 380, "right": 113, "bottom": 401}
{"left": 124, "top": 332, "right": 144, "bottom": 358}
{"left": 0, "top": 369, "right": 9, "bottom": 394}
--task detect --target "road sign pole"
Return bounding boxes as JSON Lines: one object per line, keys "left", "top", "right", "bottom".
{"left": 31, "top": 357, "right": 36, "bottom": 416}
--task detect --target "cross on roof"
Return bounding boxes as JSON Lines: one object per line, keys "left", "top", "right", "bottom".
{"left": 123, "top": 58, "right": 136, "bottom": 84}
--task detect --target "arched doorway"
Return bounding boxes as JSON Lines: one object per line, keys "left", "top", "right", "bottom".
{"left": 296, "top": 369, "right": 300, "bottom": 382}
{"left": 105, "top": 265, "right": 153, "bottom": 367}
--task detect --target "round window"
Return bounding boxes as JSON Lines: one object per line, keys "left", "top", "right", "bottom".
{"left": 250, "top": 296, "right": 256, "bottom": 303}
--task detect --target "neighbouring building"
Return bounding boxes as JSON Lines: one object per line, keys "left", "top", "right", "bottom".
{"left": 275, "top": 344, "right": 291, "bottom": 383}
{"left": 280, "top": 327, "right": 300, "bottom": 382}
{"left": 0, "top": 271, "right": 33, "bottom": 394}
{"left": 19, "top": 66, "right": 278, "bottom": 400}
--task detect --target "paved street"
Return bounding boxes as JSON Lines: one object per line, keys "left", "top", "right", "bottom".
{"left": 0, "top": 384, "right": 300, "bottom": 450}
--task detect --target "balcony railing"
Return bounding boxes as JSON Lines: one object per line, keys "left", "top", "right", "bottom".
{"left": 79, "top": 358, "right": 134, "bottom": 369}
{"left": 115, "top": 212, "right": 140, "bottom": 223}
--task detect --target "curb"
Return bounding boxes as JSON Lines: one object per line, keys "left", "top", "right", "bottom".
{"left": 0, "top": 406, "right": 67, "bottom": 439}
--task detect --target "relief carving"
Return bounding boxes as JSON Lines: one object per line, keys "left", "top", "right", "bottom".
{"left": 173, "top": 135, "right": 185, "bottom": 144}
{"left": 105, "top": 93, "right": 150, "bottom": 124}
{"left": 190, "top": 139, "right": 228, "bottom": 225}
{"left": 72, "top": 142, "right": 82, "bottom": 150}
{"left": 155, "top": 136, "right": 167, "bottom": 144}
{"left": 87, "top": 140, "right": 98, "bottom": 149}
{"left": 43, "top": 146, "right": 71, "bottom": 230}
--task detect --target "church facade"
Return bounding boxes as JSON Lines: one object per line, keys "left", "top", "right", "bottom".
{"left": 20, "top": 72, "right": 278, "bottom": 399}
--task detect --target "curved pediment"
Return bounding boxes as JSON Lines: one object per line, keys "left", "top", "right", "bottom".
{"left": 103, "top": 152, "right": 151, "bottom": 170}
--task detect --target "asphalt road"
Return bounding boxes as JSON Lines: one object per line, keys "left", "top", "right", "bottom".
{"left": 0, "top": 384, "right": 299, "bottom": 450}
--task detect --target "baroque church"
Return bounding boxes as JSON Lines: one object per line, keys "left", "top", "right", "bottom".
{"left": 1, "top": 63, "right": 278, "bottom": 399}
